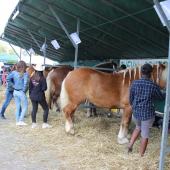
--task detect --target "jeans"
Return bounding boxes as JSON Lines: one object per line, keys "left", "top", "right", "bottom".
{"left": 13, "top": 90, "right": 28, "bottom": 122}
{"left": 0, "top": 90, "right": 13, "bottom": 116}
{"left": 31, "top": 99, "right": 49, "bottom": 123}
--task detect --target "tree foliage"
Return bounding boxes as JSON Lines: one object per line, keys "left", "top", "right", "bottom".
{"left": 0, "top": 43, "right": 15, "bottom": 55}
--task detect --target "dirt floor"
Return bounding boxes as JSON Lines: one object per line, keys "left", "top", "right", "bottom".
{"left": 0, "top": 86, "right": 170, "bottom": 170}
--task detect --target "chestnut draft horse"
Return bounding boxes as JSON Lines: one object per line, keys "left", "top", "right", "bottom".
{"left": 46, "top": 65, "right": 73, "bottom": 110}
{"left": 60, "top": 64, "right": 167, "bottom": 144}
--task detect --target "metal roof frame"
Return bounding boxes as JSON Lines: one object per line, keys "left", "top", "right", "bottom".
{"left": 2, "top": 0, "right": 169, "bottom": 63}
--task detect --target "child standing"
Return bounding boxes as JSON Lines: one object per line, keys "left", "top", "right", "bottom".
{"left": 29, "top": 64, "right": 52, "bottom": 128}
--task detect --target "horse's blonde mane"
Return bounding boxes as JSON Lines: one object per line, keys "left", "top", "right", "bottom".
{"left": 119, "top": 64, "right": 167, "bottom": 85}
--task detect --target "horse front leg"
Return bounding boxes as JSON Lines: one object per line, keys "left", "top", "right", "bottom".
{"left": 63, "top": 103, "right": 76, "bottom": 135}
{"left": 118, "top": 105, "right": 132, "bottom": 144}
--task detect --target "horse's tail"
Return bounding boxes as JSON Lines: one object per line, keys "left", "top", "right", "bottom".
{"left": 46, "top": 70, "right": 54, "bottom": 109}
{"left": 60, "top": 78, "right": 69, "bottom": 111}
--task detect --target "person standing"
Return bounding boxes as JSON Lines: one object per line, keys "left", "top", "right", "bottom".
{"left": 7, "top": 61, "right": 29, "bottom": 126}
{"left": 0, "top": 65, "right": 16, "bottom": 119}
{"left": 29, "top": 64, "right": 52, "bottom": 129}
{"left": 128, "top": 63, "right": 165, "bottom": 156}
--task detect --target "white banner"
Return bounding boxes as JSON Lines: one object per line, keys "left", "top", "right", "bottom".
{"left": 120, "top": 59, "right": 168, "bottom": 68}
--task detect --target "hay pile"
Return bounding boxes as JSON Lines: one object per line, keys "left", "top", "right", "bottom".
{"left": 0, "top": 86, "right": 170, "bottom": 170}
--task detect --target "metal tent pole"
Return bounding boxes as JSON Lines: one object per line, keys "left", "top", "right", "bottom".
{"left": 48, "top": 5, "right": 76, "bottom": 48}
{"left": 42, "top": 37, "right": 47, "bottom": 66}
{"left": 8, "top": 43, "right": 21, "bottom": 60}
{"left": 27, "top": 30, "right": 41, "bottom": 49}
{"left": 74, "top": 18, "right": 80, "bottom": 69}
{"left": 20, "top": 48, "right": 22, "bottom": 60}
{"left": 153, "top": 1, "right": 170, "bottom": 170}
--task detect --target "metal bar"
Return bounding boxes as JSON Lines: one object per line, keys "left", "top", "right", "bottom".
{"left": 43, "top": 37, "right": 46, "bottom": 65}
{"left": 6, "top": 26, "right": 64, "bottom": 56}
{"left": 154, "top": 0, "right": 170, "bottom": 32}
{"left": 6, "top": 35, "right": 60, "bottom": 62}
{"left": 30, "top": 54, "right": 32, "bottom": 65}
{"left": 20, "top": 48, "right": 22, "bottom": 60}
{"left": 22, "top": 3, "right": 132, "bottom": 55}
{"left": 74, "top": 18, "right": 80, "bottom": 69}
{"left": 159, "top": 35, "right": 170, "bottom": 170}
{"left": 48, "top": 5, "right": 76, "bottom": 48}
{"left": 27, "top": 29, "right": 41, "bottom": 49}
{"left": 69, "top": 0, "right": 167, "bottom": 54}
{"left": 50, "top": 2, "right": 158, "bottom": 56}
{"left": 102, "top": 0, "right": 167, "bottom": 37}
{"left": 153, "top": 1, "right": 170, "bottom": 169}
{"left": 8, "top": 43, "right": 21, "bottom": 60}
{"left": 17, "top": 40, "right": 31, "bottom": 57}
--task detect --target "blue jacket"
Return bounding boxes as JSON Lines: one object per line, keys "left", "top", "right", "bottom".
{"left": 6, "top": 73, "right": 14, "bottom": 92}
{"left": 7, "top": 70, "right": 29, "bottom": 93}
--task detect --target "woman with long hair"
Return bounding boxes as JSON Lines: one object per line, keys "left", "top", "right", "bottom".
{"left": 29, "top": 64, "right": 51, "bottom": 128}
{"left": 7, "top": 60, "right": 29, "bottom": 125}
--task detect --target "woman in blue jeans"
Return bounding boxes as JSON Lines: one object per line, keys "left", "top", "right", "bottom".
{"left": 0, "top": 65, "right": 16, "bottom": 119}
{"left": 7, "top": 61, "right": 29, "bottom": 126}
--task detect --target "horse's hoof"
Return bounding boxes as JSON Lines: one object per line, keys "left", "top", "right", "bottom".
{"left": 117, "top": 137, "right": 129, "bottom": 144}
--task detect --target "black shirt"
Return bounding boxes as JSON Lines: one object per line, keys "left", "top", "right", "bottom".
{"left": 29, "top": 77, "right": 47, "bottom": 101}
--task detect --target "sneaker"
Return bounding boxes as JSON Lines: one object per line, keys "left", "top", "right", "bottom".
{"left": 31, "top": 123, "right": 37, "bottom": 128}
{"left": 16, "top": 121, "right": 27, "bottom": 126}
{"left": 42, "top": 123, "right": 52, "bottom": 129}
{"left": 0, "top": 115, "right": 6, "bottom": 119}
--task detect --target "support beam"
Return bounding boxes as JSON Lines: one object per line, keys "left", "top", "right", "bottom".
{"left": 48, "top": 5, "right": 76, "bottom": 48}
{"left": 17, "top": 40, "right": 31, "bottom": 58}
{"left": 20, "top": 48, "right": 22, "bottom": 60}
{"left": 27, "top": 29, "right": 41, "bottom": 49}
{"left": 153, "top": 1, "right": 170, "bottom": 170}
{"left": 74, "top": 18, "right": 80, "bottom": 69}
{"left": 8, "top": 43, "right": 21, "bottom": 60}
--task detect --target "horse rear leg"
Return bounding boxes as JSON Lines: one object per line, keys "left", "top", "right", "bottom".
{"left": 63, "top": 103, "right": 77, "bottom": 134}
{"left": 118, "top": 106, "right": 132, "bottom": 144}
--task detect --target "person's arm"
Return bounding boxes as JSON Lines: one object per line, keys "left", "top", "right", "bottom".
{"left": 129, "top": 83, "right": 135, "bottom": 105}
{"left": 22, "top": 72, "right": 29, "bottom": 93}
{"left": 6, "top": 72, "right": 14, "bottom": 89}
{"left": 154, "top": 84, "right": 165, "bottom": 100}
{"left": 41, "top": 77, "right": 47, "bottom": 91}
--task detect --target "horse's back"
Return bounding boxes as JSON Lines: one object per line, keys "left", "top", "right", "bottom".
{"left": 63, "top": 68, "right": 122, "bottom": 107}
{"left": 46, "top": 66, "right": 73, "bottom": 108}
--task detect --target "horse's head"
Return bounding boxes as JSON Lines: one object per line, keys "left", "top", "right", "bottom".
{"left": 152, "top": 63, "right": 167, "bottom": 89}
